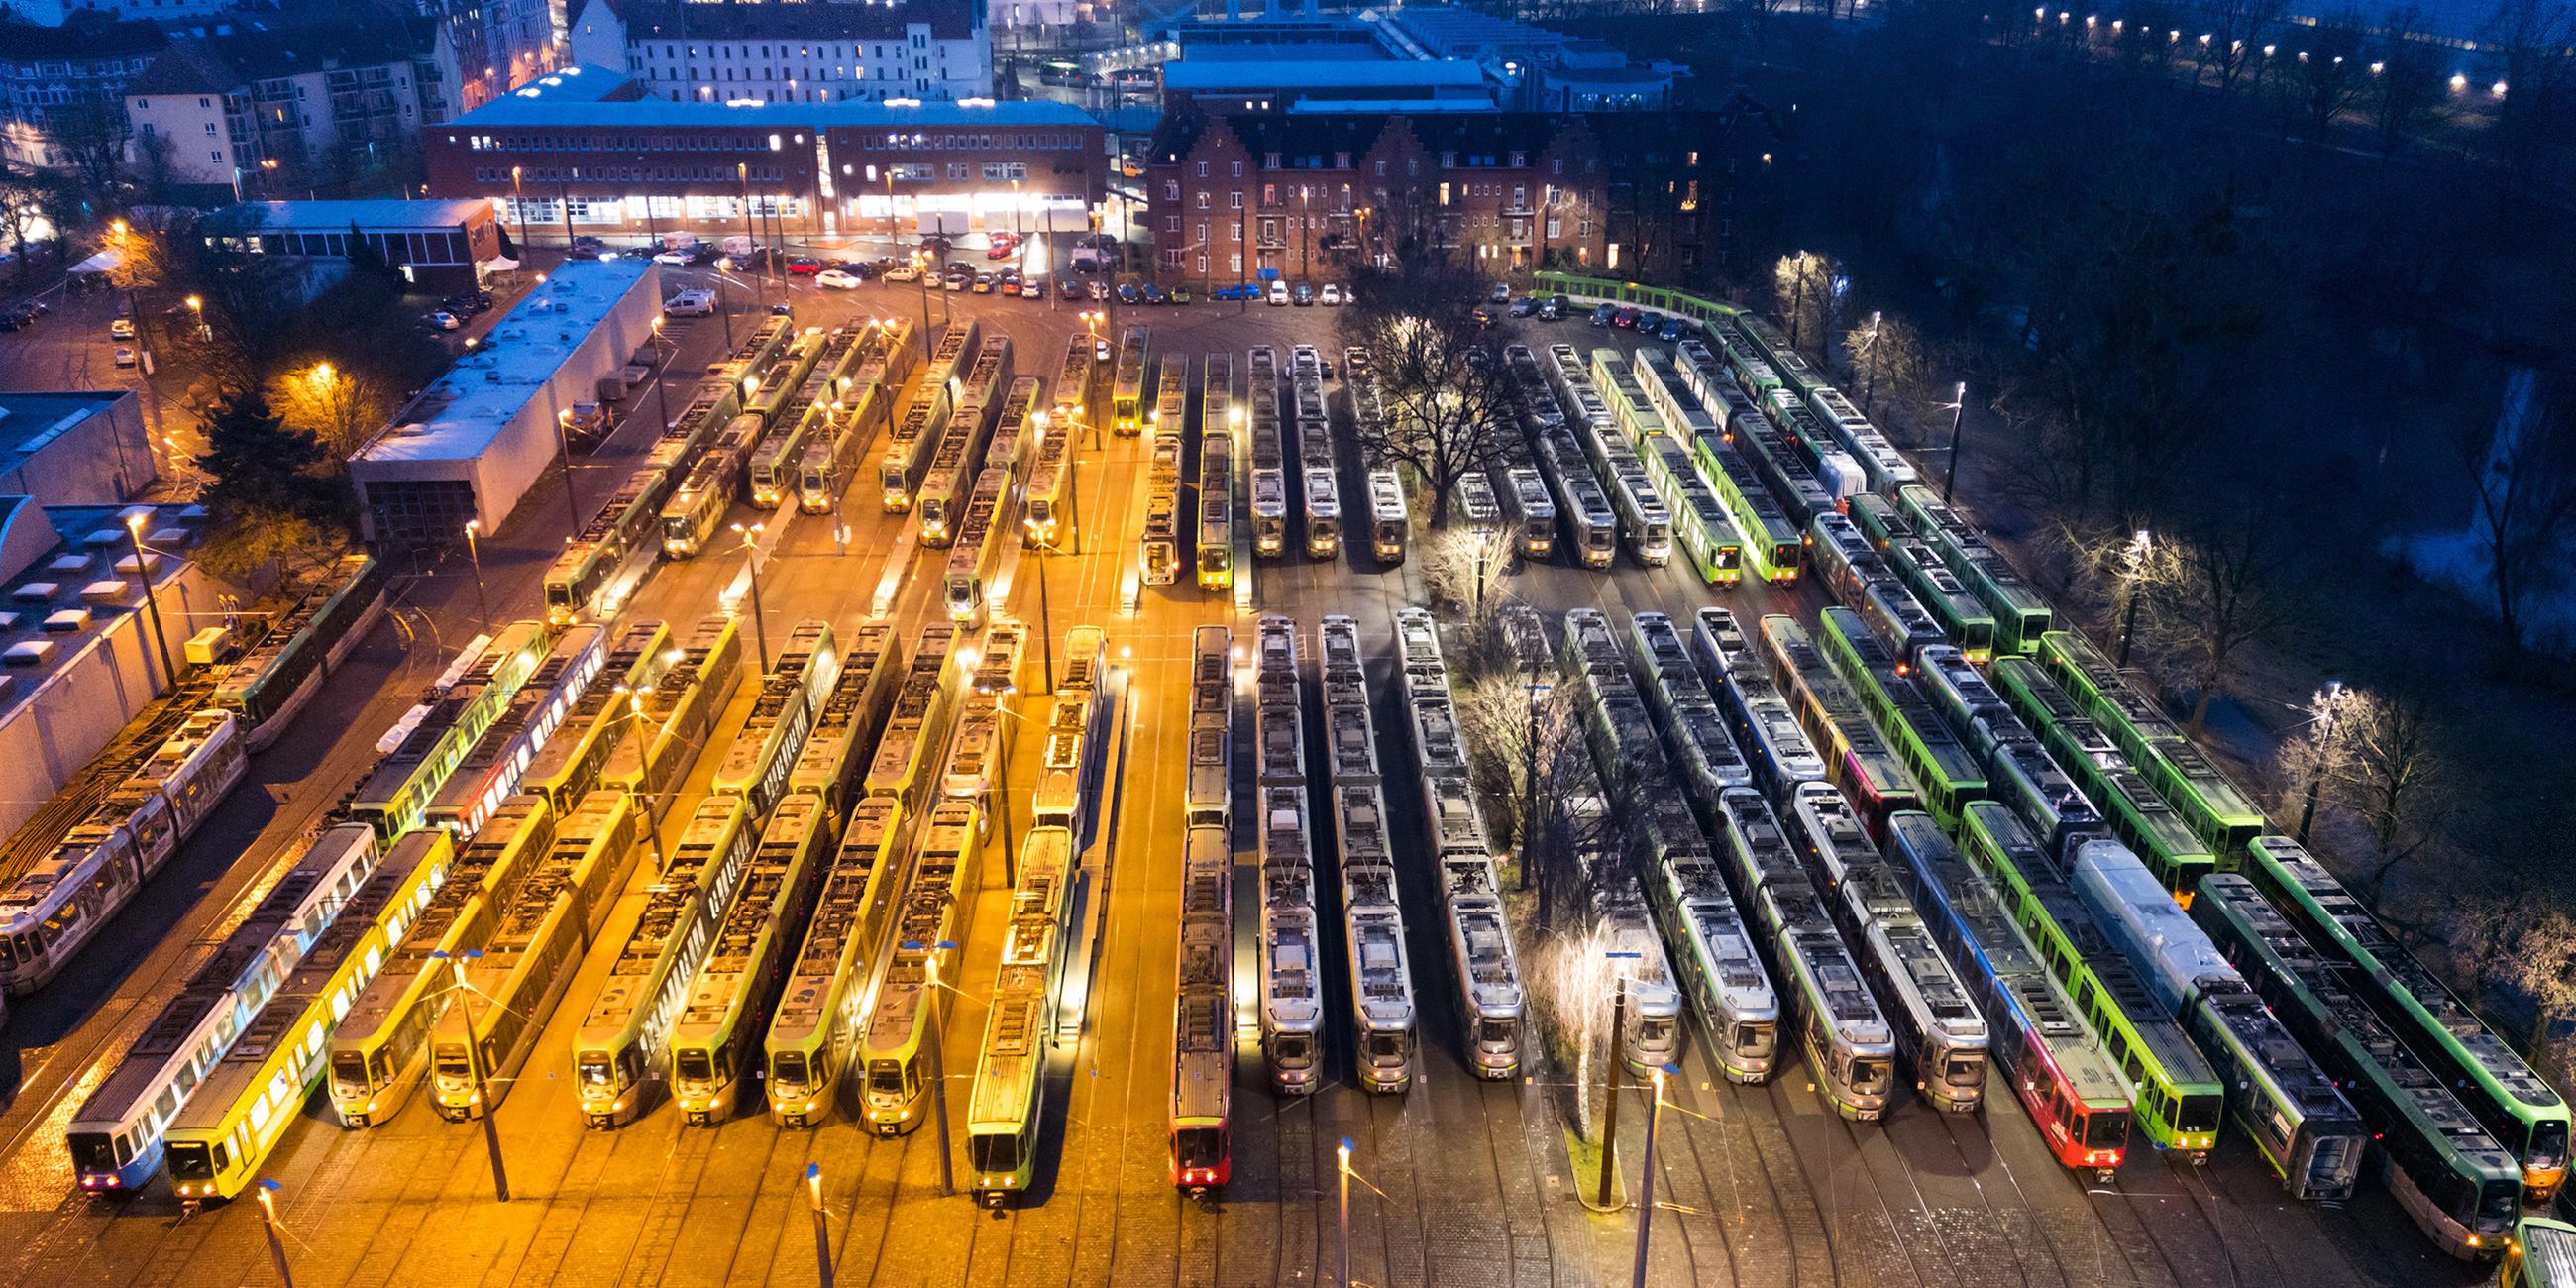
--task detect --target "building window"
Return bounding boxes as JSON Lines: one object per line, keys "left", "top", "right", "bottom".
{"left": 1197, "top": 253, "right": 1208, "bottom": 273}
{"left": 1230, "top": 252, "right": 1241, "bottom": 273}
{"left": 1262, "top": 183, "right": 1275, "bottom": 206}
{"left": 1195, "top": 190, "right": 1209, "bottom": 210}
{"left": 1229, "top": 189, "right": 1242, "bottom": 210}
{"left": 1164, "top": 180, "right": 1179, "bottom": 201}
{"left": 1195, "top": 161, "right": 1207, "bottom": 177}
{"left": 1334, "top": 152, "right": 1349, "bottom": 169}
{"left": 1230, "top": 161, "right": 1242, "bottom": 177}
{"left": 1509, "top": 151, "right": 1525, "bottom": 167}
{"left": 1164, "top": 216, "right": 1179, "bottom": 232}
{"left": 1439, "top": 182, "right": 1450, "bottom": 206}
{"left": 1440, "top": 152, "right": 1455, "bottom": 168}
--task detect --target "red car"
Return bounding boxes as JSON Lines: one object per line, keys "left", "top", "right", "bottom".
{"left": 985, "top": 235, "right": 1020, "bottom": 261}
{"left": 787, "top": 257, "right": 821, "bottom": 275}
{"left": 1613, "top": 306, "right": 1643, "bottom": 329}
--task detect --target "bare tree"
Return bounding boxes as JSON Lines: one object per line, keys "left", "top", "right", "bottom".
{"left": 1843, "top": 312, "right": 1933, "bottom": 418}
{"left": 2451, "top": 376, "right": 2576, "bottom": 654}
{"left": 2370, "top": 13, "right": 2449, "bottom": 159}
{"left": 2133, "top": 508, "right": 2310, "bottom": 733}
{"left": 0, "top": 170, "right": 46, "bottom": 284}
{"left": 1771, "top": 250, "right": 1842, "bottom": 356}
{"left": 1335, "top": 266, "right": 1523, "bottom": 527}
{"left": 47, "top": 94, "right": 130, "bottom": 201}
{"left": 1526, "top": 921, "right": 1623, "bottom": 1139}
{"left": 269, "top": 359, "right": 400, "bottom": 464}
{"left": 2334, "top": 682, "right": 2460, "bottom": 901}
{"left": 2484, "top": 0, "right": 2576, "bottom": 201}
{"left": 1416, "top": 523, "right": 1517, "bottom": 629}
{"left": 2194, "top": 0, "right": 2289, "bottom": 94}
{"left": 2279, "top": 12, "right": 2372, "bottom": 139}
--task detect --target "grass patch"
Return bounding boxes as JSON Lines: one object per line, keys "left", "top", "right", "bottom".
{"left": 1563, "top": 1125, "right": 1626, "bottom": 1214}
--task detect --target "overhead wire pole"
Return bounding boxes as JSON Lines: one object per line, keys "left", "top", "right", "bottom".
{"left": 432, "top": 948, "right": 510, "bottom": 1202}
{"left": 1630, "top": 1069, "right": 1668, "bottom": 1288}
{"left": 1942, "top": 380, "right": 1968, "bottom": 501}
{"left": 255, "top": 1179, "right": 294, "bottom": 1288}
{"left": 805, "top": 1163, "right": 836, "bottom": 1288}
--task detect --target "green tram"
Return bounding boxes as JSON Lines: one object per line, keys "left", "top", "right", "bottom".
{"left": 2244, "top": 836, "right": 2571, "bottom": 1204}
{"left": 1693, "top": 438, "right": 1801, "bottom": 585}
{"left": 1988, "top": 658, "right": 2217, "bottom": 901}
{"left": 1892, "top": 485, "right": 2054, "bottom": 656}
{"left": 1814, "top": 607, "right": 1985, "bottom": 829}
{"left": 967, "top": 824, "right": 1079, "bottom": 1203}
{"left": 2508, "top": 1219, "right": 2576, "bottom": 1286}
{"left": 2196, "top": 873, "right": 2522, "bottom": 1260}
{"left": 1960, "top": 804, "right": 2224, "bottom": 1158}
{"left": 2035, "top": 630, "right": 2268, "bottom": 857}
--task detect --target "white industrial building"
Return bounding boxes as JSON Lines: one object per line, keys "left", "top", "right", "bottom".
{"left": 351, "top": 258, "right": 660, "bottom": 546}
{"left": 567, "top": 0, "right": 993, "bottom": 105}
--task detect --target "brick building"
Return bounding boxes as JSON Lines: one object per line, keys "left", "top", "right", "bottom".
{"left": 1140, "top": 98, "right": 1781, "bottom": 290}
{"left": 422, "top": 68, "right": 1105, "bottom": 245}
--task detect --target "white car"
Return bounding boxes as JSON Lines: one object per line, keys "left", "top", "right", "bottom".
{"left": 423, "top": 311, "right": 462, "bottom": 331}
{"left": 884, "top": 265, "right": 920, "bottom": 282}
{"left": 653, "top": 250, "right": 694, "bottom": 266}
{"left": 113, "top": 346, "right": 136, "bottom": 368}
{"left": 1489, "top": 283, "right": 1511, "bottom": 304}
{"left": 1319, "top": 284, "right": 1342, "bottom": 306}
{"left": 814, "top": 269, "right": 862, "bottom": 290}
{"left": 1268, "top": 279, "right": 1290, "bottom": 307}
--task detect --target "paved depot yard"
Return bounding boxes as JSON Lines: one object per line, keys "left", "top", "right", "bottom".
{"left": 0, "top": 277, "right": 2495, "bottom": 1287}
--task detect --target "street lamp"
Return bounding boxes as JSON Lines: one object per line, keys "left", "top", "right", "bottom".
{"left": 805, "top": 1163, "right": 836, "bottom": 1287}
{"left": 430, "top": 948, "right": 511, "bottom": 1202}
{"left": 1337, "top": 1139, "right": 1354, "bottom": 1288}
{"left": 510, "top": 165, "right": 529, "bottom": 253}
{"left": 730, "top": 521, "right": 772, "bottom": 673}
{"left": 255, "top": 1179, "right": 295, "bottom": 1287}
{"left": 1941, "top": 381, "right": 1969, "bottom": 502}
{"left": 124, "top": 514, "right": 175, "bottom": 690}
{"left": 2297, "top": 681, "right": 2345, "bottom": 841}
{"left": 1630, "top": 1067, "right": 1669, "bottom": 1288}
{"left": 462, "top": 519, "right": 493, "bottom": 631}
{"left": 2116, "top": 528, "right": 2152, "bottom": 666}
{"left": 1597, "top": 969, "right": 1633, "bottom": 1208}
{"left": 184, "top": 293, "right": 206, "bottom": 340}
{"left": 920, "top": 943, "right": 959, "bottom": 1197}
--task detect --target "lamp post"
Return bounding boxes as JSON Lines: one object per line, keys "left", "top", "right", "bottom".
{"left": 462, "top": 519, "right": 493, "bottom": 631}
{"left": 510, "top": 166, "right": 529, "bottom": 251}
{"left": 1860, "top": 310, "right": 1883, "bottom": 413}
{"left": 255, "top": 1179, "right": 295, "bottom": 1288}
{"left": 1336, "top": 1139, "right": 1353, "bottom": 1288}
{"left": 1630, "top": 1069, "right": 1668, "bottom": 1288}
{"left": 1942, "top": 380, "right": 1969, "bottom": 502}
{"left": 184, "top": 293, "right": 206, "bottom": 341}
{"left": 2116, "top": 528, "right": 2152, "bottom": 666}
{"left": 124, "top": 514, "right": 175, "bottom": 690}
{"left": 738, "top": 161, "right": 761, "bottom": 311}
{"left": 553, "top": 407, "right": 584, "bottom": 536}
{"left": 730, "top": 521, "right": 772, "bottom": 673}
{"left": 922, "top": 945, "right": 957, "bottom": 1197}
{"left": 2297, "top": 681, "right": 2344, "bottom": 842}
{"left": 805, "top": 1163, "right": 836, "bottom": 1288}
{"left": 432, "top": 948, "right": 510, "bottom": 1202}
{"left": 1597, "top": 973, "right": 1628, "bottom": 1209}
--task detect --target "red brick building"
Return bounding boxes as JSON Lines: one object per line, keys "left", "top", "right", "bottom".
{"left": 1140, "top": 98, "right": 1782, "bottom": 289}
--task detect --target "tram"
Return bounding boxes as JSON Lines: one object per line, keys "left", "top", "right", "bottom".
{"left": 671, "top": 793, "right": 836, "bottom": 1124}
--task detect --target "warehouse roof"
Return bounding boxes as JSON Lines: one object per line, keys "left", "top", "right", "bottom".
{"left": 358, "top": 260, "right": 652, "bottom": 466}
{"left": 448, "top": 68, "right": 1096, "bottom": 129}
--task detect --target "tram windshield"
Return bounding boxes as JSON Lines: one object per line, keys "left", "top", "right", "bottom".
{"left": 67, "top": 1132, "right": 117, "bottom": 1174}
{"left": 1850, "top": 1058, "right": 1890, "bottom": 1096}
{"left": 577, "top": 1054, "right": 616, "bottom": 1089}
{"left": 167, "top": 1141, "right": 219, "bottom": 1181}
{"left": 1944, "top": 1056, "right": 1983, "bottom": 1087}
{"left": 1636, "top": 1019, "right": 1674, "bottom": 1052}
{"left": 675, "top": 1049, "right": 714, "bottom": 1085}
{"left": 2180, "top": 1093, "right": 2225, "bottom": 1135}
{"left": 970, "top": 1132, "right": 1024, "bottom": 1175}
{"left": 1733, "top": 1022, "right": 1775, "bottom": 1059}
{"left": 1476, "top": 1020, "right": 1515, "bottom": 1051}
{"left": 331, "top": 1051, "right": 371, "bottom": 1093}
{"left": 2083, "top": 1111, "right": 2124, "bottom": 1149}
{"left": 2481, "top": 1180, "right": 2521, "bottom": 1226}
{"left": 772, "top": 1053, "right": 808, "bottom": 1088}
{"left": 1175, "top": 1127, "right": 1226, "bottom": 1172}
{"left": 1273, "top": 1034, "right": 1312, "bottom": 1068}
{"left": 869, "top": 1061, "right": 906, "bottom": 1095}
{"left": 2534, "top": 1120, "right": 2569, "bottom": 1170}
{"left": 1364, "top": 1033, "right": 1407, "bottom": 1065}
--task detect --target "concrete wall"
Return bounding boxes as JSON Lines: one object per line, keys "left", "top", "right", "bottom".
{"left": 0, "top": 559, "right": 225, "bottom": 844}
{"left": 0, "top": 393, "right": 158, "bottom": 505}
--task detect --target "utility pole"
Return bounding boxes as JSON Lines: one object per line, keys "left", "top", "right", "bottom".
{"left": 462, "top": 519, "right": 493, "bottom": 631}
{"left": 2297, "top": 681, "right": 2344, "bottom": 841}
{"left": 434, "top": 949, "right": 510, "bottom": 1202}
{"left": 255, "top": 1180, "right": 295, "bottom": 1288}
{"left": 2116, "top": 529, "right": 2152, "bottom": 666}
{"left": 1336, "top": 1139, "right": 1353, "bottom": 1288}
{"left": 805, "top": 1163, "right": 836, "bottom": 1287}
{"left": 1597, "top": 975, "right": 1628, "bottom": 1209}
{"left": 1943, "top": 380, "right": 1968, "bottom": 502}
{"left": 1630, "top": 1070, "right": 1667, "bottom": 1288}
{"left": 923, "top": 945, "right": 956, "bottom": 1197}
{"left": 123, "top": 514, "right": 175, "bottom": 690}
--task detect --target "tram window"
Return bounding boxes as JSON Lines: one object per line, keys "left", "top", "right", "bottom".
{"left": 2180, "top": 1094, "right": 2223, "bottom": 1134}
{"left": 970, "top": 1134, "right": 1021, "bottom": 1174}
{"left": 1273, "top": 1035, "right": 1312, "bottom": 1067}
{"left": 1851, "top": 1059, "right": 1889, "bottom": 1096}
{"left": 1636, "top": 1019, "right": 1673, "bottom": 1050}
{"left": 1944, "top": 1056, "right": 1981, "bottom": 1087}
{"left": 1365, "top": 1033, "right": 1406, "bottom": 1063}
{"left": 2536, "top": 1120, "right": 2569, "bottom": 1166}
{"left": 774, "top": 1053, "right": 808, "bottom": 1086}
{"left": 577, "top": 1054, "right": 615, "bottom": 1088}
{"left": 676, "top": 1048, "right": 713, "bottom": 1084}
{"left": 1734, "top": 1023, "right": 1774, "bottom": 1058}
{"left": 2480, "top": 1180, "right": 2520, "bottom": 1225}
{"left": 1175, "top": 1127, "right": 1226, "bottom": 1172}
{"left": 68, "top": 1133, "right": 115, "bottom": 1173}
{"left": 2083, "top": 1111, "right": 2122, "bottom": 1149}
{"left": 168, "top": 1143, "right": 215, "bottom": 1180}
{"left": 433, "top": 1046, "right": 471, "bottom": 1081}
{"left": 1477, "top": 1020, "right": 1515, "bottom": 1050}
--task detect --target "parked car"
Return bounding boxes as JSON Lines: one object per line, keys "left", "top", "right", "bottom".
{"left": 1656, "top": 316, "right": 1689, "bottom": 342}
{"left": 1489, "top": 283, "right": 1512, "bottom": 304}
{"left": 1613, "top": 306, "right": 1643, "bottom": 329}
{"left": 1470, "top": 305, "right": 1496, "bottom": 329}
{"left": 423, "top": 310, "right": 463, "bottom": 331}
{"left": 1320, "top": 283, "right": 1342, "bottom": 306}
{"left": 109, "top": 318, "right": 135, "bottom": 341}
{"left": 1268, "top": 280, "right": 1290, "bottom": 306}
{"left": 113, "top": 346, "right": 136, "bottom": 368}
{"left": 815, "top": 269, "right": 863, "bottom": 289}
{"left": 1507, "top": 296, "right": 1537, "bottom": 317}
{"left": 769, "top": 302, "right": 794, "bottom": 316}
{"left": 1088, "top": 279, "right": 1113, "bottom": 301}
{"left": 1169, "top": 284, "right": 1193, "bottom": 304}
{"left": 972, "top": 273, "right": 996, "bottom": 294}
{"left": 884, "top": 264, "right": 921, "bottom": 282}
{"left": 1292, "top": 282, "right": 1314, "bottom": 306}
{"left": 1117, "top": 282, "right": 1143, "bottom": 305}
{"left": 1541, "top": 295, "right": 1567, "bottom": 321}
{"left": 1212, "top": 282, "right": 1260, "bottom": 301}
{"left": 1589, "top": 303, "right": 1619, "bottom": 327}
{"left": 1020, "top": 280, "right": 1047, "bottom": 301}
{"left": 787, "top": 257, "right": 822, "bottom": 276}
{"left": 945, "top": 272, "right": 972, "bottom": 291}
{"left": 919, "top": 234, "right": 954, "bottom": 253}
{"left": 986, "top": 234, "right": 1020, "bottom": 260}
{"left": 1140, "top": 283, "right": 1168, "bottom": 305}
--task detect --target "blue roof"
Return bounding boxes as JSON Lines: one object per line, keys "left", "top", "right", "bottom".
{"left": 447, "top": 68, "right": 1100, "bottom": 130}
{"left": 213, "top": 200, "right": 492, "bottom": 232}
{"left": 1162, "top": 59, "right": 1488, "bottom": 93}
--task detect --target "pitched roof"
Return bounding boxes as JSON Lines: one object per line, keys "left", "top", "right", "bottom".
{"left": 122, "top": 22, "right": 435, "bottom": 95}
{"left": 0, "top": 11, "right": 166, "bottom": 63}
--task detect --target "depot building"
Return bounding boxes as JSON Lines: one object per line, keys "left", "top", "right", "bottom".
{"left": 419, "top": 67, "right": 1109, "bottom": 246}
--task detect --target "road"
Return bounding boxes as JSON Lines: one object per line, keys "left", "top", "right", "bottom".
{"left": 0, "top": 273, "right": 2498, "bottom": 1287}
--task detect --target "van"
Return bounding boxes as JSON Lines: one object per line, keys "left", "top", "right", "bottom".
{"left": 664, "top": 288, "right": 716, "bottom": 317}
{"left": 1267, "top": 280, "right": 1290, "bottom": 307}
{"left": 722, "top": 235, "right": 755, "bottom": 259}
